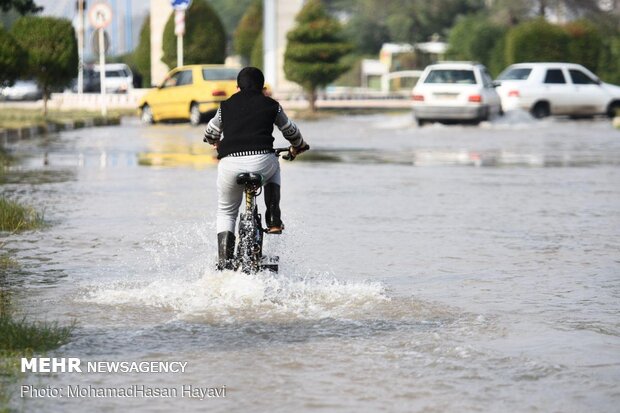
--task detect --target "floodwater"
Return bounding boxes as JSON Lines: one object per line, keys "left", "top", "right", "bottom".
{"left": 2, "top": 112, "right": 619, "bottom": 412}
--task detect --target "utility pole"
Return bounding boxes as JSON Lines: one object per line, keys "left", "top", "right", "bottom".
{"left": 172, "top": 1, "right": 192, "bottom": 68}
{"left": 77, "top": 0, "right": 85, "bottom": 95}
{"left": 263, "top": 0, "right": 276, "bottom": 89}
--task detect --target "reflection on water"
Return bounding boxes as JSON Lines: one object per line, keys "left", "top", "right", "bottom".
{"left": 299, "top": 147, "right": 620, "bottom": 167}
{"left": 138, "top": 138, "right": 218, "bottom": 168}
{"left": 0, "top": 168, "right": 76, "bottom": 185}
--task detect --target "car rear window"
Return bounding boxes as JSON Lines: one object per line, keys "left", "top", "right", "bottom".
{"left": 424, "top": 69, "right": 477, "bottom": 85}
{"left": 202, "top": 68, "right": 239, "bottom": 81}
{"left": 498, "top": 68, "right": 532, "bottom": 80}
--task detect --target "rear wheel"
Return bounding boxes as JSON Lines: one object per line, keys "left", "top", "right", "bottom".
{"left": 140, "top": 104, "right": 154, "bottom": 124}
{"left": 477, "top": 107, "right": 490, "bottom": 123}
{"left": 531, "top": 102, "right": 550, "bottom": 119}
{"left": 189, "top": 103, "right": 202, "bottom": 126}
{"left": 607, "top": 101, "right": 620, "bottom": 118}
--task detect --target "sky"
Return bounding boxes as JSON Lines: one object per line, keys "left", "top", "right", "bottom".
{"left": 35, "top": 0, "right": 151, "bottom": 58}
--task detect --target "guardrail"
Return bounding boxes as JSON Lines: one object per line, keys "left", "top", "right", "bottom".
{"left": 3, "top": 88, "right": 413, "bottom": 112}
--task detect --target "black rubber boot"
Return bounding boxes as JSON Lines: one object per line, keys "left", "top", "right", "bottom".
{"left": 264, "top": 183, "right": 283, "bottom": 233}
{"left": 216, "top": 231, "right": 236, "bottom": 270}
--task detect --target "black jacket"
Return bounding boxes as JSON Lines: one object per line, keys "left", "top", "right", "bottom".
{"left": 217, "top": 89, "right": 280, "bottom": 159}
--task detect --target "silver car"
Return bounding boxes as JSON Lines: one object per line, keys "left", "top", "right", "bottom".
{"left": 412, "top": 62, "right": 503, "bottom": 126}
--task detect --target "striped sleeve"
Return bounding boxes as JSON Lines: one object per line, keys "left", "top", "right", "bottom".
{"left": 203, "top": 108, "right": 223, "bottom": 144}
{"left": 274, "top": 105, "right": 305, "bottom": 148}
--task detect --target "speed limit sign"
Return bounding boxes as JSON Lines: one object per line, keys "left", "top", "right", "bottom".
{"left": 89, "top": 2, "right": 113, "bottom": 29}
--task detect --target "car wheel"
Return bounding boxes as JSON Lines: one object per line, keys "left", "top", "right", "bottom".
{"left": 531, "top": 102, "right": 550, "bottom": 119}
{"left": 607, "top": 101, "right": 620, "bottom": 118}
{"left": 190, "top": 103, "right": 202, "bottom": 126}
{"left": 479, "top": 107, "right": 490, "bottom": 122}
{"left": 140, "top": 104, "right": 154, "bottom": 124}
{"left": 415, "top": 118, "right": 426, "bottom": 127}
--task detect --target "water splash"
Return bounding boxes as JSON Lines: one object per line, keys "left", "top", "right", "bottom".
{"left": 80, "top": 269, "right": 389, "bottom": 324}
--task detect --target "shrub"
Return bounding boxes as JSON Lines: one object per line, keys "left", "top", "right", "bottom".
{"left": 598, "top": 34, "right": 620, "bottom": 84}
{"left": 564, "top": 19, "right": 602, "bottom": 73}
{"left": 504, "top": 19, "right": 569, "bottom": 65}
{"left": 447, "top": 14, "right": 506, "bottom": 74}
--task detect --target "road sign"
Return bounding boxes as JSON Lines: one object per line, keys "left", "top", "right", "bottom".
{"left": 89, "top": 2, "right": 112, "bottom": 29}
{"left": 91, "top": 29, "right": 110, "bottom": 55}
{"left": 174, "top": 10, "right": 185, "bottom": 36}
{"left": 171, "top": 0, "right": 192, "bottom": 11}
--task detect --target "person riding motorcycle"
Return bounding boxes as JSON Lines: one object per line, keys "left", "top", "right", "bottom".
{"left": 203, "top": 67, "right": 309, "bottom": 270}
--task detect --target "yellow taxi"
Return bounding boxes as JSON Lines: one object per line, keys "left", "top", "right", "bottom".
{"left": 138, "top": 65, "right": 240, "bottom": 126}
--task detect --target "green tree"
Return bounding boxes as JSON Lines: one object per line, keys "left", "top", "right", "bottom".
{"left": 447, "top": 14, "right": 507, "bottom": 75}
{"left": 162, "top": 0, "right": 226, "bottom": 68}
{"left": 284, "top": 0, "right": 352, "bottom": 112}
{"left": 0, "top": 25, "right": 25, "bottom": 84}
{"left": 11, "top": 16, "right": 77, "bottom": 116}
{"left": 206, "top": 0, "right": 253, "bottom": 36}
{"left": 329, "top": 0, "right": 485, "bottom": 54}
{"left": 234, "top": 0, "right": 262, "bottom": 64}
{"left": 504, "top": 19, "right": 569, "bottom": 65}
{"left": 0, "top": 0, "right": 41, "bottom": 14}
{"left": 133, "top": 14, "right": 151, "bottom": 87}
{"left": 250, "top": 31, "right": 263, "bottom": 70}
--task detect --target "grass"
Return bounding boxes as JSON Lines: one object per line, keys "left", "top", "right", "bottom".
{"left": 0, "top": 287, "right": 74, "bottom": 411}
{"left": 0, "top": 197, "right": 45, "bottom": 232}
{"left": 0, "top": 316, "right": 74, "bottom": 353}
{"left": 0, "top": 108, "right": 133, "bottom": 129}
{"left": 0, "top": 315, "right": 74, "bottom": 412}
{"left": 0, "top": 256, "right": 18, "bottom": 271}
{"left": 0, "top": 148, "right": 10, "bottom": 170}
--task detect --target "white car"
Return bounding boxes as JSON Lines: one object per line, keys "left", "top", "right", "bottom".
{"left": 496, "top": 62, "right": 620, "bottom": 118}
{"left": 0, "top": 80, "right": 43, "bottom": 101}
{"left": 411, "top": 62, "right": 503, "bottom": 125}
{"left": 94, "top": 63, "right": 133, "bottom": 94}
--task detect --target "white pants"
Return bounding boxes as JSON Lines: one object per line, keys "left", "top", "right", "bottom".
{"left": 216, "top": 154, "right": 281, "bottom": 234}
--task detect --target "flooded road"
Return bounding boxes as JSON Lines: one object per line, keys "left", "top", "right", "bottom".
{"left": 2, "top": 113, "right": 620, "bottom": 412}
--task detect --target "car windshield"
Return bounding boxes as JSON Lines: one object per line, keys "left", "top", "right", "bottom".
{"left": 105, "top": 70, "right": 127, "bottom": 78}
{"left": 498, "top": 68, "right": 532, "bottom": 80}
{"left": 202, "top": 68, "right": 239, "bottom": 81}
{"left": 424, "top": 69, "right": 477, "bottom": 85}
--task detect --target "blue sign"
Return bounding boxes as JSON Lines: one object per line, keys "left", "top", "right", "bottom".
{"left": 171, "top": 0, "right": 192, "bottom": 11}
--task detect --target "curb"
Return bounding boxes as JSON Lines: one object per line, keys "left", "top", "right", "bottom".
{"left": 0, "top": 116, "right": 121, "bottom": 145}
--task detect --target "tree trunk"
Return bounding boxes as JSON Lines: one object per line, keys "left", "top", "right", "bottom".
{"left": 307, "top": 88, "right": 317, "bottom": 113}
{"left": 538, "top": 0, "right": 547, "bottom": 16}
{"left": 43, "top": 88, "right": 49, "bottom": 119}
